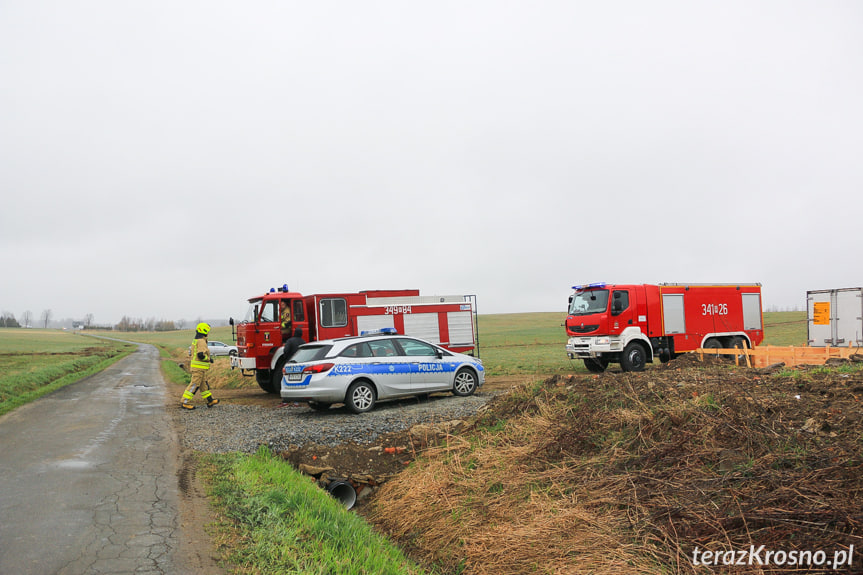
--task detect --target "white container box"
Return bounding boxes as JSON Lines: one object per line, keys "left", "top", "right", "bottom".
{"left": 807, "top": 288, "right": 863, "bottom": 347}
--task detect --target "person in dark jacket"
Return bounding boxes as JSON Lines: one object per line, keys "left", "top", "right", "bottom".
{"left": 282, "top": 327, "right": 306, "bottom": 361}
{"left": 279, "top": 328, "right": 307, "bottom": 406}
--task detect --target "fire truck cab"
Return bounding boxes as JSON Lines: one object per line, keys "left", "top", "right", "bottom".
{"left": 565, "top": 283, "right": 764, "bottom": 372}
{"left": 231, "top": 285, "right": 479, "bottom": 393}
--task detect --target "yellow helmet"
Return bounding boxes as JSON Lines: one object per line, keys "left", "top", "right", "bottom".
{"left": 196, "top": 322, "right": 211, "bottom": 335}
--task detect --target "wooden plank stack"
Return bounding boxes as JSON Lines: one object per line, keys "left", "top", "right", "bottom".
{"left": 694, "top": 345, "right": 862, "bottom": 368}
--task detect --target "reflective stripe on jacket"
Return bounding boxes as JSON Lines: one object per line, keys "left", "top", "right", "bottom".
{"left": 190, "top": 338, "right": 211, "bottom": 370}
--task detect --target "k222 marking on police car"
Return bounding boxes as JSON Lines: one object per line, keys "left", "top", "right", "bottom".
{"left": 385, "top": 306, "right": 411, "bottom": 314}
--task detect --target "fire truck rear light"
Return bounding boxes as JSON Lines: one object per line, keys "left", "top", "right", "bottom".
{"left": 302, "top": 363, "right": 334, "bottom": 374}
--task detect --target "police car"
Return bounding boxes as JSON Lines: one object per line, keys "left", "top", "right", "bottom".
{"left": 281, "top": 329, "right": 484, "bottom": 413}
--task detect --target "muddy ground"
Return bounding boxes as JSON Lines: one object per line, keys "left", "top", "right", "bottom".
{"left": 167, "top": 373, "right": 534, "bottom": 572}
{"left": 198, "top": 375, "right": 535, "bottom": 488}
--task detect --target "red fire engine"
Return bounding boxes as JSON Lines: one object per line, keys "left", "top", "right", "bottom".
{"left": 230, "top": 285, "right": 479, "bottom": 393}
{"left": 565, "top": 283, "right": 764, "bottom": 372}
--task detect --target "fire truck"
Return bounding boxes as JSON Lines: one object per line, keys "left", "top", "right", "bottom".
{"left": 564, "top": 283, "right": 764, "bottom": 372}
{"left": 230, "top": 285, "right": 479, "bottom": 393}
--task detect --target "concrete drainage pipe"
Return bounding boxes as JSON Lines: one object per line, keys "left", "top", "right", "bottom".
{"left": 326, "top": 480, "right": 357, "bottom": 510}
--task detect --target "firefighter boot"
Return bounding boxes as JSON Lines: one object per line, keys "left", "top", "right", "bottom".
{"left": 181, "top": 388, "right": 196, "bottom": 410}
{"left": 203, "top": 390, "right": 219, "bottom": 408}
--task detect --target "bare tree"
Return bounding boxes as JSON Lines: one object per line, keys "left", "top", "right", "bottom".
{"left": 21, "top": 310, "right": 32, "bottom": 328}
{"left": 84, "top": 313, "right": 94, "bottom": 327}
{"left": 0, "top": 311, "right": 19, "bottom": 328}
{"left": 41, "top": 309, "right": 53, "bottom": 328}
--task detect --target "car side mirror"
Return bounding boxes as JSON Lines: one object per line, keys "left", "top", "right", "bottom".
{"left": 436, "top": 349, "right": 444, "bottom": 359}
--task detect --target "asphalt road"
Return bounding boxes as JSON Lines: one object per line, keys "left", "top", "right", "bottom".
{"left": 0, "top": 343, "right": 214, "bottom": 575}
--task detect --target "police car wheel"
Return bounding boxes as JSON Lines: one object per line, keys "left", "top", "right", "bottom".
{"left": 346, "top": 381, "right": 376, "bottom": 414}
{"left": 452, "top": 368, "right": 477, "bottom": 397}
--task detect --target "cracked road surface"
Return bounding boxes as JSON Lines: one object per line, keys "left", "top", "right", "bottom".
{"left": 0, "top": 343, "right": 222, "bottom": 575}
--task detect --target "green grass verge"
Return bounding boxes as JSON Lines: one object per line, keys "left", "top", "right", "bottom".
{"left": 0, "top": 336, "right": 134, "bottom": 417}
{"left": 157, "top": 345, "right": 191, "bottom": 386}
{"left": 202, "top": 447, "right": 431, "bottom": 575}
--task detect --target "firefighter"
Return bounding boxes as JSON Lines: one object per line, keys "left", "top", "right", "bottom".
{"left": 181, "top": 322, "right": 219, "bottom": 410}
{"left": 279, "top": 299, "right": 292, "bottom": 340}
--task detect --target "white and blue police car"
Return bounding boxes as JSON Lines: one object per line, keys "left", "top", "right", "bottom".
{"left": 281, "top": 329, "right": 484, "bottom": 413}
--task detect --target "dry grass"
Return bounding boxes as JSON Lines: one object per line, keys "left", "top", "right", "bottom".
{"left": 366, "top": 363, "right": 863, "bottom": 574}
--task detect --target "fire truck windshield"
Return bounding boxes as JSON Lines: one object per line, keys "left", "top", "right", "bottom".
{"left": 242, "top": 302, "right": 261, "bottom": 323}
{"left": 568, "top": 289, "right": 609, "bottom": 316}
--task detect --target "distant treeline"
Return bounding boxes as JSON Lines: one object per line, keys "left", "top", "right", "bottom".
{"left": 114, "top": 317, "right": 179, "bottom": 332}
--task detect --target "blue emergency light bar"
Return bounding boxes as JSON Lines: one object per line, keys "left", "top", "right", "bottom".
{"left": 270, "top": 284, "right": 290, "bottom": 293}
{"left": 360, "top": 327, "right": 398, "bottom": 336}
{"left": 572, "top": 282, "right": 607, "bottom": 291}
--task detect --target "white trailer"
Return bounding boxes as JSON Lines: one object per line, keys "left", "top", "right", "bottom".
{"left": 807, "top": 288, "right": 863, "bottom": 347}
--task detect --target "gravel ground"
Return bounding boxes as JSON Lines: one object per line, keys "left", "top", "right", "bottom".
{"left": 175, "top": 391, "right": 498, "bottom": 454}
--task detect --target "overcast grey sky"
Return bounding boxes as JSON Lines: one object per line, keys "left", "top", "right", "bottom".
{"left": 1, "top": 1, "right": 861, "bottom": 325}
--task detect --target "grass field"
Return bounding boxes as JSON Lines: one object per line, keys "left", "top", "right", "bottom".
{"left": 0, "top": 329, "right": 133, "bottom": 417}
{"left": 0, "top": 312, "right": 811, "bottom": 419}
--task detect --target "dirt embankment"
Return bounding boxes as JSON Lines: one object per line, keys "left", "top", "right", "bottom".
{"left": 365, "top": 357, "right": 863, "bottom": 574}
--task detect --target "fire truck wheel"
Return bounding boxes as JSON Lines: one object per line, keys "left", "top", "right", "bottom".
{"left": 727, "top": 336, "right": 747, "bottom": 363}
{"left": 452, "top": 368, "right": 478, "bottom": 396}
{"left": 346, "top": 380, "right": 376, "bottom": 413}
{"left": 583, "top": 358, "right": 608, "bottom": 373}
{"left": 620, "top": 342, "right": 647, "bottom": 372}
{"left": 703, "top": 338, "right": 722, "bottom": 350}
{"left": 256, "top": 370, "right": 277, "bottom": 394}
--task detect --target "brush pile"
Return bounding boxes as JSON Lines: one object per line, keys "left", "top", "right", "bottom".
{"left": 366, "top": 359, "right": 863, "bottom": 574}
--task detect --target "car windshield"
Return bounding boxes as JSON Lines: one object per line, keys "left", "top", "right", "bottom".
{"left": 290, "top": 344, "right": 332, "bottom": 363}
{"left": 568, "top": 289, "right": 609, "bottom": 316}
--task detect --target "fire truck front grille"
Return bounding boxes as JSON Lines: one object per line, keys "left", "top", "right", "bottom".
{"left": 568, "top": 324, "right": 599, "bottom": 334}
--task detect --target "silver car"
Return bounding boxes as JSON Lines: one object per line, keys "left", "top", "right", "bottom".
{"left": 281, "top": 333, "right": 484, "bottom": 413}
{"left": 207, "top": 341, "right": 238, "bottom": 357}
